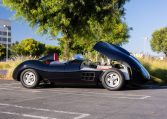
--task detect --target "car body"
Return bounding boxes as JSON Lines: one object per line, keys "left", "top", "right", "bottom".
{"left": 13, "top": 41, "right": 150, "bottom": 90}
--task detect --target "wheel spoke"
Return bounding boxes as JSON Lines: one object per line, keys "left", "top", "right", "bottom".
{"left": 23, "top": 71, "right": 36, "bottom": 86}
{"left": 105, "top": 72, "right": 120, "bottom": 88}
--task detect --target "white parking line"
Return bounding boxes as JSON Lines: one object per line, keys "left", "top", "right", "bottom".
{"left": 0, "top": 86, "right": 151, "bottom": 99}
{"left": 39, "top": 89, "right": 151, "bottom": 100}
{"left": 0, "top": 103, "right": 90, "bottom": 119}
{"left": 0, "top": 83, "right": 151, "bottom": 100}
{"left": 140, "top": 96, "right": 151, "bottom": 99}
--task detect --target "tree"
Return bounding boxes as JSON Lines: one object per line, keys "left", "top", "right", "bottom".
{"left": 11, "top": 38, "right": 45, "bottom": 57}
{"left": 10, "top": 41, "right": 22, "bottom": 56}
{"left": 11, "top": 39, "right": 61, "bottom": 57}
{"left": 0, "top": 44, "right": 6, "bottom": 60}
{"left": 3, "top": 0, "right": 130, "bottom": 59}
{"left": 150, "top": 27, "right": 167, "bottom": 56}
{"left": 21, "top": 38, "right": 45, "bottom": 56}
{"left": 44, "top": 45, "right": 61, "bottom": 55}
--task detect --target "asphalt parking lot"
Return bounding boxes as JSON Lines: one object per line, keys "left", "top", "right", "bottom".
{"left": 0, "top": 80, "right": 167, "bottom": 119}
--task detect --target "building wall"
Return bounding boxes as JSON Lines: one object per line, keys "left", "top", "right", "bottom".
{"left": 0, "top": 19, "right": 11, "bottom": 46}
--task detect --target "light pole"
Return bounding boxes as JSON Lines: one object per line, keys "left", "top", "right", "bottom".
{"left": 144, "top": 37, "right": 149, "bottom": 54}
{"left": 3, "top": 25, "right": 9, "bottom": 61}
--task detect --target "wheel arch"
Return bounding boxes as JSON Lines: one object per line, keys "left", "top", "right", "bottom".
{"left": 16, "top": 68, "right": 43, "bottom": 81}
{"left": 112, "top": 60, "right": 132, "bottom": 81}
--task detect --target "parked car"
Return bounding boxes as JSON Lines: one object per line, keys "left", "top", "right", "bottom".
{"left": 13, "top": 41, "right": 150, "bottom": 91}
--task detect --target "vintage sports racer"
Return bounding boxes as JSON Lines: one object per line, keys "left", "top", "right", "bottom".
{"left": 13, "top": 41, "right": 150, "bottom": 91}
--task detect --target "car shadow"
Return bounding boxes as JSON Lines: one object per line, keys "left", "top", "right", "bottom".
{"left": 37, "top": 83, "right": 104, "bottom": 89}
{"left": 125, "top": 84, "right": 167, "bottom": 91}
{"left": 37, "top": 83, "right": 167, "bottom": 91}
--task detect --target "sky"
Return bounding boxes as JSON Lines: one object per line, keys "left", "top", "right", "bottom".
{"left": 0, "top": 0, "right": 167, "bottom": 56}
{"left": 123, "top": 0, "right": 167, "bottom": 56}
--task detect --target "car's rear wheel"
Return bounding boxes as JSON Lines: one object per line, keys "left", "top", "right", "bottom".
{"left": 20, "top": 69, "right": 40, "bottom": 88}
{"left": 101, "top": 69, "right": 125, "bottom": 91}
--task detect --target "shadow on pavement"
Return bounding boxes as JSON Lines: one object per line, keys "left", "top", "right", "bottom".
{"left": 38, "top": 83, "right": 104, "bottom": 89}
{"left": 36, "top": 83, "right": 167, "bottom": 91}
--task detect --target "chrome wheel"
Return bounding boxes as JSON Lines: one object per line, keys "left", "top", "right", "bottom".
{"left": 20, "top": 69, "right": 40, "bottom": 88}
{"left": 105, "top": 72, "right": 120, "bottom": 88}
{"left": 23, "top": 71, "right": 36, "bottom": 86}
{"left": 101, "top": 69, "right": 125, "bottom": 91}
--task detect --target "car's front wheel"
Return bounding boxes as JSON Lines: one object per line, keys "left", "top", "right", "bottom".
{"left": 20, "top": 69, "right": 40, "bottom": 88}
{"left": 101, "top": 69, "right": 125, "bottom": 91}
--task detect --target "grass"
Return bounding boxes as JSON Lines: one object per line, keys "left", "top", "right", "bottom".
{"left": 139, "top": 56, "right": 167, "bottom": 84}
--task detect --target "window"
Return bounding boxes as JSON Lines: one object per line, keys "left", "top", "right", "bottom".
{"left": 8, "top": 32, "right": 11, "bottom": 36}
{"left": 8, "top": 38, "right": 11, "bottom": 42}
{"left": 3, "top": 38, "right": 6, "bottom": 41}
{"left": 0, "top": 31, "right": 2, "bottom": 35}
{"left": 3, "top": 32, "right": 7, "bottom": 35}
{"left": 8, "top": 26, "right": 11, "bottom": 30}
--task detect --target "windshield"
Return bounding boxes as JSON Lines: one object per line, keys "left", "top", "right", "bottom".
{"left": 74, "top": 54, "right": 84, "bottom": 60}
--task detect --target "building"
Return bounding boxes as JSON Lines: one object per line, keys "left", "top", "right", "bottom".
{"left": 0, "top": 19, "right": 12, "bottom": 46}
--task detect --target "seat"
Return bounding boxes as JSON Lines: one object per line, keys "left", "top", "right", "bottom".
{"left": 53, "top": 53, "right": 59, "bottom": 61}
{"left": 44, "top": 53, "right": 59, "bottom": 65}
{"left": 50, "top": 53, "right": 63, "bottom": 65}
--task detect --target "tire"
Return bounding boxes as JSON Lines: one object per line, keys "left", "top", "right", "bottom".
{"left": 20, "top": 69, "right": 40, "bottom": 88}
{"left": 101, "top": 68, "right": 125, "bottom": 91}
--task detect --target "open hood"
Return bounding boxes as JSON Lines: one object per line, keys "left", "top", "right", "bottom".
{"left": 93, "top": 41, "right": 130, "bottom": 61}
{"left": 93, "top": 41, "right": 150, "bottom": 80}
